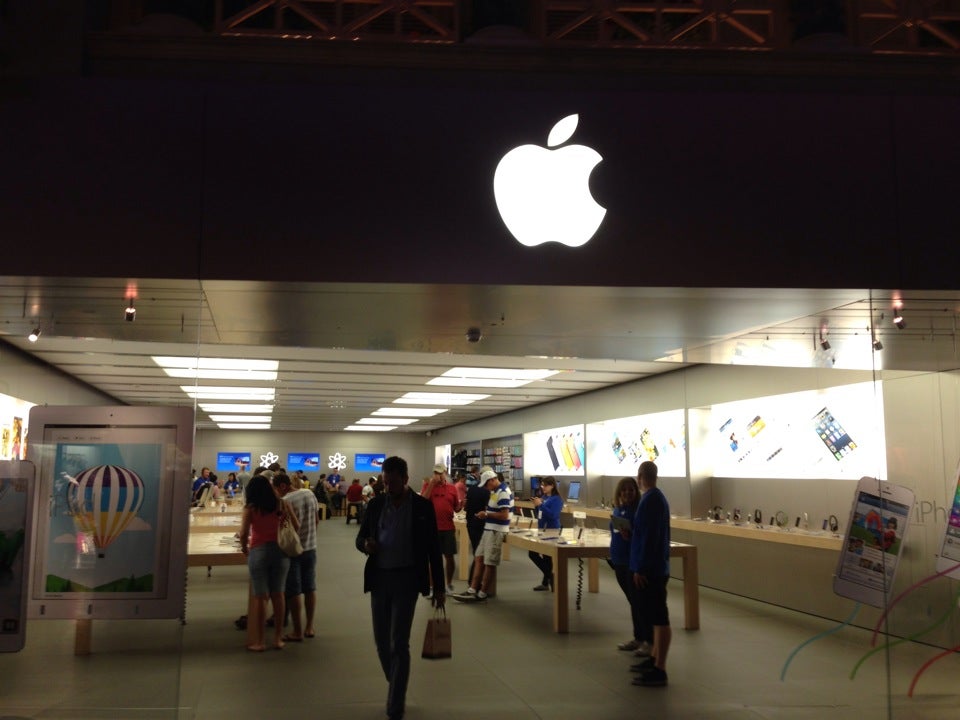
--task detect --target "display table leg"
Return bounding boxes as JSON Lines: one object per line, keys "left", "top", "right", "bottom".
{"left": 587, "top": 558, "right": 599, "bottom": 592}
{"left": 682, "top": 547, "right": 700, "bottom": 630}
{"left": 553, "top": 553, "right": 568, "bottom": 633}
{"left": 74, "top": 619, "right": 92, "bottom": 656}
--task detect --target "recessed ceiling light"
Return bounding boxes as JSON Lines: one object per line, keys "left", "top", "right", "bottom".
{"left": 427, "top": 367, "right": 559, "bottom": 388}
{"left": 162, "top": 368, "right": 278, "bottom": 381}
{"left": 373, "top": 407, "right": 447, "bottom": 417}
{"left": 356, "top": 417, "right": 418, "bottom": 426}
{"left": 344, "top": 425, "right": 396, "bottom": 432}
{"left": 199, "top": 403, "right": 275, "bottom": 413}
{"left": 395, "top": 392, "right": 489, "bottom": 406}
{"left": 208, "top": 415, "right": 273, "bottom": 423}
{"left": 180, "top": 386, "right": 276, "bottom": 401}
{"left": 217, "top": 423, "right": 272, "bottom": 430}
{"left": 154, "top": 357, "right": 279, "bottom": 371}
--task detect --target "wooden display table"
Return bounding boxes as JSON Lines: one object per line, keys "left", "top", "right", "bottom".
{"left": 454, "top": 519, "right": 699, "bottom": 634}
{"left": 670, "top": 517, "right": 843, "bottom": 551}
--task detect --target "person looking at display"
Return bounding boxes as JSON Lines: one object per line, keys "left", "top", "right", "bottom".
{"left": 421, "top": 463, "right": 462, "bottom": 593}
{"left": 239, "top": 473, "right": 299, "bottom": 652}
{"left": 528, "top": 476, "right": 561, "bottom": 591}
{"left": 610, "top": 476, "right": 653, "bottom": 657}
{"left": 630, "top": 461, "right": 671, "bottom": 687}
{"left": 453, "top": 469, "right": 514, "bottom": 602}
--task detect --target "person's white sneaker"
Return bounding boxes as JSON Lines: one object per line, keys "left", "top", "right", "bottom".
{"left": 446, "top": 583, "right": 455, "bottom": 593}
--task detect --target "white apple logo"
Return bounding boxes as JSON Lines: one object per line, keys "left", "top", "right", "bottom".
{"left": 493, "top": 114, "right": 606, "bottom": 248}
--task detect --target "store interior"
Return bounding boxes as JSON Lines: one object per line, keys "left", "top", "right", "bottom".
{"left": 2, "top": 277, "right": 960, "bottom": 718}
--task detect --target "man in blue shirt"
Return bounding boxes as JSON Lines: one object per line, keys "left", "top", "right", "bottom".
{"left": 629, "top": 460, "right": 671, "bottom": 687}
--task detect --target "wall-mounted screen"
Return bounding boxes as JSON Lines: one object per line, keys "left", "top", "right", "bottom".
{"left": 355, "top": 453, "right": 385, "bottom": 473}
{"left": 524, "top": 425, "right": 585, "bottom": 476}
{"left": 216, "top": 452, "right": 251, "bottom": 473}
{"left": 706, "top": 382, "right": 886, "bottom": 479}
{"left": 587, "top": 409, "right": 686, "bottom": 477}
{"left": 287, "top": 453, "right": 321, "bottom": 472}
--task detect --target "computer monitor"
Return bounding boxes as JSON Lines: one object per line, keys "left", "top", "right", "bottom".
{"left": 566, "top": 480, "right": 582, "bottom": 504}
{"left": 529, "top": 476, "right": 542, "bottom": 497}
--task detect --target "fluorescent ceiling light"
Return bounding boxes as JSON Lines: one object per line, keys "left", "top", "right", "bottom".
{"left": 162, "top": 368, "right": 277, "bottom": 381}
{"left": 217, "top": 423, "right": 272, "bottom": 430}
{"left": 181, "top": 386, "right": 276, "bottom": 401}
{"left": 208, "top": 415, "right": 273, "bottom": 423}
{"left": 199, "top": 403, "right": 275, "bottom": 413}
{"left": 428, "top": 366, "right": 560, "bottom": 388}
{"left": 395, "top": 392, "right": 489, "bottom": 406}
{"left": 373, "top": 407, "right": 447, "bottom": 417}
{"left": 154, "top": 357, "right": 279, "bottom": 371}
{"left": 356, "top": 417, "right": 418, "bottom": 426}
{"left": 344, "top": 425, "right": 396, "bottom": 432}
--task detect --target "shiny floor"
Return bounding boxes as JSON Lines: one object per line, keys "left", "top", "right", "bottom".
{"left": 2, "top": 519, "right": 957, "bottom": 720}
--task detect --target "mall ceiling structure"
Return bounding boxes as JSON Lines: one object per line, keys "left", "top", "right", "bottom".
{"left": 2, "top": 277, "right": 960, "bottom": 434}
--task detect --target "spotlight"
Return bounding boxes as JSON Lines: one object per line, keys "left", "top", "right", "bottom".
{"left": 820, "top": 339, "right": 831, "bottom": 351}
{"left": 28, "top": 327, "right": 41, "bottom": 342}
{"left": 873, "top": 339, "right": 883, "bottom": 351}
{"left": 124, "top": 299, "right": 136, "bottom": 322}
{"left": 893, "top": 312, "right": 905, "bottom": 330}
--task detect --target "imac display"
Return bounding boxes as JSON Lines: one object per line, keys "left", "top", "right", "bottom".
{"left": 216, "top": 452, "right": 251, "bottom": 473}
{"left": 287, "top": 453, "right": 321, "bottom": 472}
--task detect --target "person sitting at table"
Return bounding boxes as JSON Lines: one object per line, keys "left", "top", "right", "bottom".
{"left": 528, "top": 476, "right": 562, "bottom": 591}
{"left": 239, "top": 473, "right": 299, "bottom": 652}
{"left": 609, "top": 476, "right": 652, "bottom": 656}
{"left": 223, "top": 472, "right": 240, "bottom": 498}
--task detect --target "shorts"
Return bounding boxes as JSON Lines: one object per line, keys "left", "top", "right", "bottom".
{"left": 637, "top": 575, "right": 670, "bottom": 627}
{"left": 438, "top": 529, "right": 457, "bottom": 556}
{"left": 248, "top": 542, "right": 290, "bottom": 597}
{"left": 476, "top": 529, "right": 505, "bottom": 566}
{"left": 285, "top": 548, "right": 317, "bottom": 596}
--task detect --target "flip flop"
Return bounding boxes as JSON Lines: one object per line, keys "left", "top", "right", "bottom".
{"left": 282, "top": 634, "right": 303, "bottom": 642}
{"left": 246, "top": 645, "right": 265, "bottom": 652}
{"left": 304, "top": 632, "right": 315, "bottom": 639}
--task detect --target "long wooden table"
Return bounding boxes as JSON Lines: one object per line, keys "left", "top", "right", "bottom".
{"left": 454, "top": 519, "right": 699, "bottom": 634}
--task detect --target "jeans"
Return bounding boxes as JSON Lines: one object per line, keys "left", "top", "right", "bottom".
{"left": 370, "top": 567, "right": 420, "bottom": 718}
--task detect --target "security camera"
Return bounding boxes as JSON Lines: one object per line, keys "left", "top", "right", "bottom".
{"left": 465, "top": 327, "right": 482, "bottom": 343}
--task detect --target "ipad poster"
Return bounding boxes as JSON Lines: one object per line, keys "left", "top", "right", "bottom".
{"left": 587, "top": 409, "right": 686, "bottom": 477}
{"left": 524, "top": 425, "right": 585, "bottom": 476}
{"left": 41, "top": 438, "right": 163, "bottom": 598}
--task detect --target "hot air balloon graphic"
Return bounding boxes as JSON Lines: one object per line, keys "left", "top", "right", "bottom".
{"left": 65, "top": 465, "right": 144, "bottom": 558}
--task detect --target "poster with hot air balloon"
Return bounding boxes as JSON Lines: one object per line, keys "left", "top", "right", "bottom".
{"left": 27, "top": 406, "right": 193, "bottom": 620}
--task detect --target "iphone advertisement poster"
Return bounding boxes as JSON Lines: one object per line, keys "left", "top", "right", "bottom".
{"left": 587, "top": 410, "right": 686, "bottom": 477}
{"left": 524, "top": 425, "right": 585, "bottom": 476}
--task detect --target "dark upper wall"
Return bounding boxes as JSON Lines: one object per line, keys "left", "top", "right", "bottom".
{"left": 3, "top": 71, "right": 958, "bottom": 290}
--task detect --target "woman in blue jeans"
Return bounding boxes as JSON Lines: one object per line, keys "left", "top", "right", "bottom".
{"left": 610, "top": 476, "right": 651, "bottom": 654}
{"left": 529, "top": 476, "right": 562, "bottom": 590}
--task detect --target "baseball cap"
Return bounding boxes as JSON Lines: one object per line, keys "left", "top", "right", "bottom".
{"left": 432, "top": 463, "right": 447, "bottom": 473}
{"left": 480, "top": 469, "right": 498, "bottom": 483}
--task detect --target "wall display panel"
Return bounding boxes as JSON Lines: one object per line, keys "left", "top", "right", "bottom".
{"left": 355, "top": 453, "right": 385, "bottom": 473}
{"left": 216, "top": 451, "right": 251, "bottom": 473}
{"left": 708, "top": 382, "right": 886, "bottom": 479}
{"left": 587, "top": 410, "right": 686, "bottom": 477}
{"left": 287, "top": 453, "right": 321, "bottom": 472}
{"left": 524, "top": 425, "right": 585, "bottom": 476}
{"left": 0, "top": 460, "right": 35, "bottom": 652}
{"left": 0, "top": 393, "right": 35, "bottom": 461}
{"left": 27, "top": 406, "right": 193, "bottom": 620}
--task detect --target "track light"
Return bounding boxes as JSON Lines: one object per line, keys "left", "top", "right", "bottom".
{"left": 28, "top": 327, "right": 41, "bottom": 342}
{"left": 893, "top": 312, "right": 905, "bottom": 330}
{"left": 873, "top": 339, "right": 883, "bottom": 351}
{"left": 820, "top": 339, "right": 831, "bottom": 351}
{"left": 124, "top": 299, "right": 136, "bottom": 322}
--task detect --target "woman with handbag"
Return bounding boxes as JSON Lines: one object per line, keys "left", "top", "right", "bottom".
{"left": 239, "top": 473, "right": 300, "bottom": 651}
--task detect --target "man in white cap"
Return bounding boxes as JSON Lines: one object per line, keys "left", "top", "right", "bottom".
{"left": 453, "top": 469, "right": 513, "bottom": 602}
{"left": 421, "top": 463, "right": 462, "bottom": 593}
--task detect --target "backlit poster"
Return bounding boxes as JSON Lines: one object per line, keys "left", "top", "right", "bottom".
{"left": 588, "top": 410, "right": 686, "bottom": 477}
{"left": 524, "top": 425, "right": 585, "bottom": 476}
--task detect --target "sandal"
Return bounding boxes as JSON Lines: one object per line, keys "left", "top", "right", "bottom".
{"left": 282, "top": 634, "right": 303, "bottom": 642}
{"left": 246, "top": 644, "right": 265, "bottom": 652}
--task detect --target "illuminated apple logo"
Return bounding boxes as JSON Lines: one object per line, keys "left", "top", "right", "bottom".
{"left": 494, "top": 114, "right": 606, "bottom": 248}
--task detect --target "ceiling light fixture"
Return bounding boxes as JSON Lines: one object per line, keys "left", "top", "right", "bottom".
{"left": 355, "top": 417, "right": 418, "bottom": 426}
{"left": 395, "top": 392, "right": 490, "bottom": 406}
{"left": 125, "top": 298, "right": 136, "bottom": 322}
{"left": 819, "top": 322, "right": 830, "bottom": 351}
{"left": 873, "top": 339, "right": 883, "bottom": 351}
{"left": 428, "top": 366, "right": 560, "bottom": 389}
{"left": 28, "top": 327, "right": 41, "bottom": 342}
{"left": 344, "top": 425, "right": 396, "bottom": 432}
{"left": 199, "top": 403, "right": 275, "bottom": 413}
{"left": 893, "top": 312, "right": 905, "bottom": 330}
{"left": 373, "top": 407, "right": 447, "bottom": 417}
{"left": 180, "top": 386, "right": 276, "bottom": 401}
{"left": 216, "top": 423, "right": 272, "bottom": 430}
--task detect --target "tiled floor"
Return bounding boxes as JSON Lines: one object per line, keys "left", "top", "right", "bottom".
{"left": 2, "top": 518, "right": 957, "bottom": 719}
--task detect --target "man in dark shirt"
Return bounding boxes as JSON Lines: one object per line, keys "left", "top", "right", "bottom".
{"left": 462, "top": 466, "right": 491, "bottom": 588}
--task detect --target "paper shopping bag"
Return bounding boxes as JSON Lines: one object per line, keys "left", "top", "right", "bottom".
{"left": 421, "top": 609, "right": 452, "bottom": 659}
